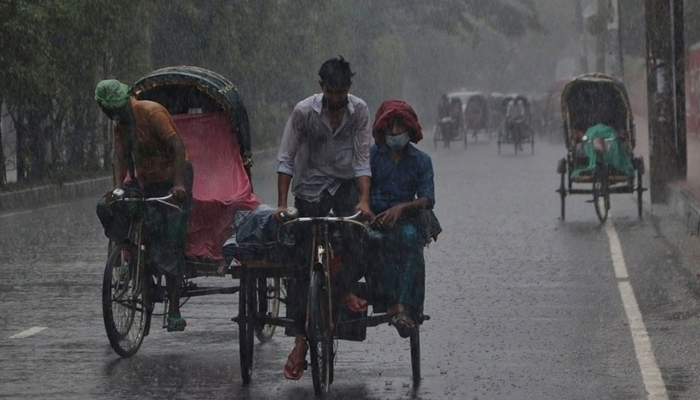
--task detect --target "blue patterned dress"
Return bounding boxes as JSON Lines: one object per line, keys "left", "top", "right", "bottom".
{"left": 368, "top": 144, "right": 435, "bottom": 312}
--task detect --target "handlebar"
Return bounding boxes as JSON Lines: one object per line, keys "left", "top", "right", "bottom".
{"left": 110, "top": 192, "right": 182, "bottom": 211}
{"left": 280, "top": 208, "right": 368, "bottom": 233}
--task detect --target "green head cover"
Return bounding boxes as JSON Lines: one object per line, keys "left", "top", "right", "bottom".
{"left": 94, "top": 79, "right": 130, "bottom": 110}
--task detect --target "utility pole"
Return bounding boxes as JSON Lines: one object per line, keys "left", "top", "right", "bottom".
{"left": 645, "top": 0, "right": 687, "bottom": 203}
{"left": 672, "top": 0, "right": 687, "bottom": 181}
{"left": 574, "top": 0, "right": 588, "bottom": 74}
{"left": 606, "top": 0, "right": 624, "bottom": 80}
{"left": 596, "top": 0, "right": 606, "bottom": 72}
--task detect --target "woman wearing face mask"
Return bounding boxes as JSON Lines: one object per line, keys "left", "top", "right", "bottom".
{"left": 368, "top": 99, "right": 437, "bottom": 338}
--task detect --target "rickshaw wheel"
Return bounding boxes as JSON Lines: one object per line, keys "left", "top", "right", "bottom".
{"left": 254, "top": 277, "right": 280, "bottom": 343}
{"left": 102, "top": 242, "right": 150, "bottom": 358}
{"left": 410, "top": 325, "right": 421, "bottom": 384}
{"left": 238, "top": 274, "right": 256, "bottom": 384}
{"left": 308, "top": 269, "right": 333, "bottom": 396}
{"left": 592, "top": 169, "right": 610, "bottom": 223}
{"left": 557, "top": 159, "right": 567, "bottom": 220}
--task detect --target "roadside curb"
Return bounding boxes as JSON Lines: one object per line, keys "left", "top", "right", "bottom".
{"left": 0, "top": 148, "right": 279, "bottom": 214}
{"left": 0, "top": 177, "right": 112, "bottom": 214}
{"left": 668, "top": 186, "right": 700, "bottom": 236}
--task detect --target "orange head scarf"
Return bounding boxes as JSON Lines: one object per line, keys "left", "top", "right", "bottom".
{"left": 372, "top": 99, "right": 423, "bottom": 146}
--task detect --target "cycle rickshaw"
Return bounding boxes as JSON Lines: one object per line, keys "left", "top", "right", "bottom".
{"left": 498, "top": 94, "right": 535, "bottom": 155}
{"left": 102, "top": 65, "right": 278, "bottom": 358}
{"left": 434, "top": 93, "right": 466, "bottom": 149}
{"left": 555, "top": 73, "right": 646, "bottom": 223}
{"left": 451, "top": 91, "right": 490, "bottom": 142}
{"left": 101, "top": 66, "right": 428, "bottom": 397}
{"left": 488, "top": 92, "right": 508, "bottom": 138}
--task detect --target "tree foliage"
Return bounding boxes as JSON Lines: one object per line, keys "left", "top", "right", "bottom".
{"left": 0, "top": 0, "right": 543, "bottom": 188}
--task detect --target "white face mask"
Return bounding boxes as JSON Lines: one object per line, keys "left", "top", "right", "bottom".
{"left": 386, "top": 132, "right": 410, "bottom": 150}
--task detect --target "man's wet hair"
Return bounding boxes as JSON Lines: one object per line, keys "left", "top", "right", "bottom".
{"left": 318, "top": 56, "right": 355, "bottom": 89}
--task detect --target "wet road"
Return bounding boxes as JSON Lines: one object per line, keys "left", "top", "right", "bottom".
{"left": 3, "top": 133, "right": 700, "bottom": 399}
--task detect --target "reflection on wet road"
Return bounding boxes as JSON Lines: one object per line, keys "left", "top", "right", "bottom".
{"left": 2, "top": 137, "right": 700, "bottom": 399}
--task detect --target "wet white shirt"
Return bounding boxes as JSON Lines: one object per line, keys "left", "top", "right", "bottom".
{"left": 277, "top": 93, "right": 371, "bottom": 202}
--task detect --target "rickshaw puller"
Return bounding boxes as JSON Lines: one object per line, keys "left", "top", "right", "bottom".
{"left": 95, "top": 79, "right": 193, "bottom": 332}
{"left": 274, "top": 57, "right": 373, "bottom": 380}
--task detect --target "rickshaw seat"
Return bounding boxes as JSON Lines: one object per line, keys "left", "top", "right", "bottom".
{"left": 174, "top": 112, "right": 260, "bottom": 262}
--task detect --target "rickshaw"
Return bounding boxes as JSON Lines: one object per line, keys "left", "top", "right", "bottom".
{"left": 487, "top": 92, "right": 508, "bottom": 138}
{"left": 451, "top": 91, "right": 490, "bottom": 142}
{"left": 498, "top": 94, "right": 535, "bottom": 155}
{"left": 555, "top": 73, "right": 646, "bottom": 223}
{"left": 434, "top": 93, "right": 466, "bottom": 149}
{"left": 101, "top": 66, "right": 278, "bottom": 359}
{"left": 101, "top": 66, "right": 428, "bottom": 397}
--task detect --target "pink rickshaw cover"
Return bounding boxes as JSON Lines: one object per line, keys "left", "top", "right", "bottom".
{"left": 174, "top": 112, "right": 260, "bottom": 261}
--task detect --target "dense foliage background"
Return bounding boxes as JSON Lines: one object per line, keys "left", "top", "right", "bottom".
{"left": 0, "top": 0, "right": 696, "bottom": 189}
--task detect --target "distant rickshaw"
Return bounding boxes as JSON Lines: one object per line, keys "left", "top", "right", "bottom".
{"left": 448, "top": 91, "right": 489, "bottom": 142}
{"left": 434, "top": 94, "right": 465, "bottom": 149}
{"left": 487, "top": 92, "right": 508, "bottom": 138}
{"left": 555, "top": 73, "right": 646, "bottom": 223}
{"left": 498, "top": 94, "right": 534, "bottom": 155}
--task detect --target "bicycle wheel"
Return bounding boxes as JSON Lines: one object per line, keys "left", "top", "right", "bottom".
{"left": 592, "top": 168, "right": 610, "bottom": 223}
{"left": 410, "top": 325, "right": 421, "bottom": 384}
{"left": 254, "top": 277, "right": 280, "bottom": 343}
{"left": 102, "top": 242, "right": 150, "bottom": 357}
{"left": 308, "top": 269, "right": 333, "bottom": 396}
{"left": 238, "top": 274, "right": 256, "bottom": 384}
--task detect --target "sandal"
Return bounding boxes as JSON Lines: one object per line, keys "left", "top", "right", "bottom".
{"left": 390, "top": 311, "right": 415, "bottom": 338}
{"left": 166, "top": 314, "right": 187, "bottom": 332}
{"left": 283, "top": 343, "right": 308, "bottom": 380}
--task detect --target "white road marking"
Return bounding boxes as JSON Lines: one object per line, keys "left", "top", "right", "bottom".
{"left": 9, "top": 326, "right": 47, "bottom": 339}
{"left": 604, "top": 220, "right": 629, "bottom": 279}
{"left": 604, "top": 219, "right": 668, "bottom": 400}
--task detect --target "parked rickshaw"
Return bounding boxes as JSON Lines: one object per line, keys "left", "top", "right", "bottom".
{"left": 101, "top": 66, "right": 428, "bottom": 397}
{"left": 498, "top": 94, "right": 534, "bottom": 155}
{"left": 555, "top": 73, "right": 645, "bottom": 223}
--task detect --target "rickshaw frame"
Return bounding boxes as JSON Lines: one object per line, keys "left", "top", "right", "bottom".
{"left": 101, "top": 66, "right": 428, "bottom": 397}
{"left": 555, "top": 73, "right": 646, "bottom": 222}
{"left": 102, "top": 66, "right": 283, "bottom": 359}
{"left": 498, "top": 94, "right": 535, "bottom": 155}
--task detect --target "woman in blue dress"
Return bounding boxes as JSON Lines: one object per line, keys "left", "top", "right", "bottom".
{"left": 368, "top": 99, "right": 438, "bottom": 338}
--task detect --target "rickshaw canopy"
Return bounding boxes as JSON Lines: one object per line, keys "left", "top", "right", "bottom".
{"left": 560, "top": 73, "right": 635, "bottom": 149}
{"left": 131, "top": 65, "right": 253, "bottom": 168}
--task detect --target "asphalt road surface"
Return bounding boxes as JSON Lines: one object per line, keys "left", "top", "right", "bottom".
{"left": 2, "top": 132, "right": 700, "bottom": 400}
